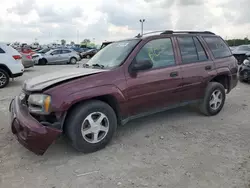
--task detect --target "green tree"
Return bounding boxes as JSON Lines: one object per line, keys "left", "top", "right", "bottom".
{"left": 88, "top": 43, "right": 97, "bottom": 48}
{"left": 70, "top": 41, "right": 75, "bottom": 45}
{"left": 82, "top": 39, "right": 90, "bottom": 44}
{"left": 225, "top": 38, "right": 250, "bottom": 46}
{"left": 61, "top": 39, "right": 66, "bottom": 45}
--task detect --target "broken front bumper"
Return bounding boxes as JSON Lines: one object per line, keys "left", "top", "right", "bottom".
{"left": 9, "top": 97, "right": 62, "bottom": 155}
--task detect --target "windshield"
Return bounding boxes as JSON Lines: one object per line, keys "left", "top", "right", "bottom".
{"left": 38, "top": 48, "right": 50, "bottom": 53}
{"left": 236, "top": 45, "right": 250, "bottom": 51}
{"left": 45, "top": 49, "right": 54, "bottom": 54}
{"left": 86, "top": 39, "right": 140, "bottom": 69}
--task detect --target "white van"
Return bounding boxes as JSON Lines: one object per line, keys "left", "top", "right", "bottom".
{"left": 0, "top": 43, "right": 24, "bottom": 88}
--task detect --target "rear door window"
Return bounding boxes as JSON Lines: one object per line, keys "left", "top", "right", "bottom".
{"left": 62, "top": 50, "right": 71, "bottom": 54}
{"left": 203, "top": 36, "right": 232, "bottom": 59}
{"left": 193, "top": 37, "right": 208, "bottom": 61}
{"left": 177, "top": 36, "right": 208, "bottom": 64}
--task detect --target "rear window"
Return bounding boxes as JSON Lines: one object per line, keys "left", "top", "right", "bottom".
{"left": 203, "top": 36, "right": 232, "bottom": 59}
{"left": 0, "top": 44, "right": 19, "bottom": 55}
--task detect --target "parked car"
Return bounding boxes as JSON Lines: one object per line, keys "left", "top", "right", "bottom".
{"left": 81, "top": 49, "right": 98, "bottom": 58}
{"left": 21, "top": 53, "right": 34, "bottom": 68}
{"left": 238, "top": 53, "right": 250, "bottom": 82}
{"left": 9, "top": 30, "right": 238, "bottom": 155}
{"left": 0, "top": 43, "right": 24, "bottom": 88}
{"left": 32, "top": 48, "right": 80, "bottom": 65}
{"left": 232, "top": 45, "right": 250, "bottom": 65}
{"left": 30, "top": 42, "right": 39, "bottom": 49}
{"left": 229, "top": 46, "right": 237, "bottom": 51}
{"left": 70, "top": 47, "right": 87, "bottom": 59}
{"left": 19, "top": 46, "right": 35, "bottom": 55}
{"left": 11, "top": 42, "right": 20, "bottom": 49}
{"left": 21, "top": 43, "right": 28, "bottom": 48}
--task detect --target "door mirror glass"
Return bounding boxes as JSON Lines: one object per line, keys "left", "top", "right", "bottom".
{"left": 131, "top": 60, "right": 153, "bottom": 72}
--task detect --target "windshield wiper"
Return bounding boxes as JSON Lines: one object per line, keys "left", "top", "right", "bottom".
{"left": 82, "top": 63, "right": 90, "bottom": 68}
{"left": 82, "top": 63, "right": 105, "bottom": 69}
{"left": 92, "top": 63, "right": 104, "bottom": 68}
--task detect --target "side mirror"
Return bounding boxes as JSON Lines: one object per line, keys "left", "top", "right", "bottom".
{"left": 50, "top": 53, "right": 54, "bottom": 55}
{"left": 131, "top": 59, "right": 153, "bottom": 72}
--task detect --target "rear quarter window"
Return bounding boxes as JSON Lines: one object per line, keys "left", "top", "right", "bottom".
{"left": 203, "top": 36, "right": 232, "bottom": 59}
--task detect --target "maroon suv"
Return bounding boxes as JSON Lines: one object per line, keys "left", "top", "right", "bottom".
{"left": 9, "top": 30, "right": 238, "bottom": 155}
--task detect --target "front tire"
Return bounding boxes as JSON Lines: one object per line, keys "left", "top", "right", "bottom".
{"left": 38, "top": 58, "right": 47, "bottom": 65}
{"left": 199, "top": 82, "right": 226, "bottom": 116}
{"left": 0, "top": 69, "right": 9, "bottom": 88}
{"left": 65, "top": 100, "right": 117, "bottom": 153}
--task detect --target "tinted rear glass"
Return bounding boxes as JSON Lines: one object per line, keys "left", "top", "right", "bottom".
{"left": 1, "top": 44, "right": 20, "bottom": 55}
{"left": 203, "top": 36, "right": 232, "bottom": 59}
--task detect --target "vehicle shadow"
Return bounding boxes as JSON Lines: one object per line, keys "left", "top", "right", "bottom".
{"left": 24, "top": 68, "right": 35, "bottom": 72}
{"left": 115, "top": 105, "right": 199, "bottom": 138}
{"left": 7, "top": 80, "right": 23, "bottom": 87}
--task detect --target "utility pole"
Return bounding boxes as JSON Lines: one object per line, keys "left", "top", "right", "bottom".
{"left": 139, "top": 19, "right": 145, "bottom": 36}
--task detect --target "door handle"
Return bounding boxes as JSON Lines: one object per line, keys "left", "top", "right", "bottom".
{"left": 205, "top": 65, "right": 212, "bottom": 70}
{"left": 170, "top": 72, "right": 178, "bottom": 77}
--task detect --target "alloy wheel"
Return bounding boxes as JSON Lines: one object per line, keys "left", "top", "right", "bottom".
{"left": 209, "top": 89, "right": 223, "bottom": 110}
{"left": 0, "top": 72, "right": 7, "bottom": 87}
{"left": 71, "top": 58, "right": 76, "bottom": 64}
{"left": 81, "top": 112, "right": 109, "bottom": 144}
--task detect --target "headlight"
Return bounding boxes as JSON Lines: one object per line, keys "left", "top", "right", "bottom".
{"left": 243, "top": 60, "right": 250, "bottom": 66}
{"left": 28, "top": 94, "right": 51, "bottom": 114}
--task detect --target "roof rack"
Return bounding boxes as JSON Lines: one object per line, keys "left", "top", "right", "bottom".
{"left": 160, "top": 30, "right": 215, "bottom": 35}
{"left": 135, "top": 30, "right": 166, "bottom": 38}
{"left": 135, "top": 30, "right": 215, "bottom": 38}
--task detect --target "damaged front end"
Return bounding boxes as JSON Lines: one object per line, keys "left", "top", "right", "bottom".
{"left": 9, "top": 91, "right": 64, "bottom": 155}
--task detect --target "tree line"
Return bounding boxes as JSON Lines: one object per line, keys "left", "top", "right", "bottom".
{"left": 225, "top": 37, "right": 250, "bottom": 46}
{"left": 60, "top": 39, "right": 97, "bottom": 48}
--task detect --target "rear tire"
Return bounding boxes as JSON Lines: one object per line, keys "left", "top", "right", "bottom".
{"left": 199, "top": 82, "right": 226, "bottom": 116}
{"left": 65, "top": 100, "right": 117, "bottom": 153}
{"left": 0, "top": 69, "right": 10, "bottom": 89}
{"left": 69, "top": 57, "right": 77, "bottom": 64}
{"left": 239, "top": 77, "right": 244, "bottom": 82}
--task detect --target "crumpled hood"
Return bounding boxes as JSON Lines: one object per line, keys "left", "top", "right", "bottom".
{"left": 23, "top": 67, "right": 107, "bottom": 91}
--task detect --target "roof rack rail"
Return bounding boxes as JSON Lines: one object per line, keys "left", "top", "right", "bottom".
{"left": 160, "top": 30, "right": 215, "bottom": 35}
{"left": 134, "top": 30, "right": 215, "bottom": 38}
{"left": 135, "top": 30, "right": 166, "bottom": 38}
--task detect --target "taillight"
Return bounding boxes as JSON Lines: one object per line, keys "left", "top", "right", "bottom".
{"left": 26, "top": 55, "right": 32, "bottom": 59}
{"left": 13, "top": 55, "right": 22, "bottom": 60}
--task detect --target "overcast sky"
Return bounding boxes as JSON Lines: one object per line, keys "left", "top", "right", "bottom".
{"left": 0, "top": 0, "right": 249, "bottom": 44}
